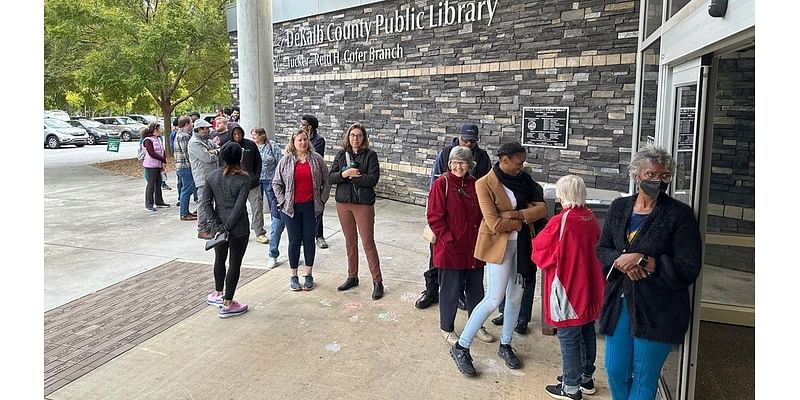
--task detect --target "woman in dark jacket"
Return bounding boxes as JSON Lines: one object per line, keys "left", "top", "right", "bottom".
{"left": 597, "top": 146, "right": 701, "bottom": 400}
{"left": 203, "top": 142, "right": 252, "bottom": 318}
{"left": 329, "top": 123, "right": 384, "bottom": 299}
{"left": 427, "top": 146, "right": 493, "bottom": 346}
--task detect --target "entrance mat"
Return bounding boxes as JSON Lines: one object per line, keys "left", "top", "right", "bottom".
{"left": 44, "top": 260, "right": 268, "bottom": 396}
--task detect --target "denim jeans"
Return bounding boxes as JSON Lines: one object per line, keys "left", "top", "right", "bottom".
{"left": 247, "top": 186, "right": 266, "bottom": 236}
{"left": 176, "top": 168, "right": 196, "bottom": 217}
{"left": 263, "top": 182, "right": 285, "bottom": 259}
{"left": 497, "top": 275, "right": 535, "bottom": 324}
{"left": 605, "top": 301, "right": 672, "bottom": 400}
{"left": 458, "top": 240, "right": 524, "bottom": 348}
{"left": 557, "top": 322, "right": 597, "bottom": 394}
{"left": 280, "top": 201, "right": 316, "bottom": 269}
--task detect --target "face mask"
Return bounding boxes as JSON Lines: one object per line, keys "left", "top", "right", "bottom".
{"left": 639, "top": 180, "right": 669, "bottom": 198}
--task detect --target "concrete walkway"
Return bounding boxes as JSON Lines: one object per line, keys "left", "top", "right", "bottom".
{"left": 44, "top": 155, "right": 612, "bottom": 399}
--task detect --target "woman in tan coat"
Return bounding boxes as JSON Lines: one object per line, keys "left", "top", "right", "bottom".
{"left": 449, "top": 142, "right": 547, "bottom": 377}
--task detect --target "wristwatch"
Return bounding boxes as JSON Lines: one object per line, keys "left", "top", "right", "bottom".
{"left": 637, "top": 254, "right": 649, "bottom": 269}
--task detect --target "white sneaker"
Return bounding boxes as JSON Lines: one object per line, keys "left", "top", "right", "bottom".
{"left": 267, "top": 257, "right": 278, "bottom": 269}
{"left": 442, "top": 330, "right": 460, "bottom": 346}
{"left": 256, "top": 235, "right": 269, "bottom": 244}
{"left": 476, "top": 326, "right": 496, "bottom": 343}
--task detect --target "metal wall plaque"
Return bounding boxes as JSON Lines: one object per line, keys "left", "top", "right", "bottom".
{"left": 521, "top": 107, "right": 569, "bottom": 149}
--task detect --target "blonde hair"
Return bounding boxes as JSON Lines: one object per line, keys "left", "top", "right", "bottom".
{"left": 556, "top": 175, "right": 587, "bottom": 208}
{"left": 285, "top": 130, "right": 310, "bottom": 156}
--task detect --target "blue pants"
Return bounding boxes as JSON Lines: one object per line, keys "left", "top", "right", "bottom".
{"left": 459, "top": 240, "right": 524, "bottom": 348}
{"left": 497, "top": 274, "right": 535, "bottom": 324}
{"left": 262, "top": 181, "right": 285, "bottom": 258}
{"left": 176, "top": 168, "right": 196, "bottom": 217}
{"left": 557, "top": 322, "right": 597, "bottom": 394}
{"left": 280, "top": 201, "right": 316, "bottom": 269}
{"left": 605, "top": 301, "right": 672, "bottom": 400}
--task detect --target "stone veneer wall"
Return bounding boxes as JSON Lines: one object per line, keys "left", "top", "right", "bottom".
{"left": 229, "top": 0, "right": 640, "bottom": 205}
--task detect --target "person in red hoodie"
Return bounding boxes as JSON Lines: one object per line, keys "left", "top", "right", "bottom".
{"left": 533, "top": 175, "right": 605, "bottom": 400}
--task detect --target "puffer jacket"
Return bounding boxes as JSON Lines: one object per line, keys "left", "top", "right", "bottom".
{"left": 272, "top": 151, "right": 331, "bottom": 218}
{"left": 328, "top": 148, "right": 380, "bottom": 205}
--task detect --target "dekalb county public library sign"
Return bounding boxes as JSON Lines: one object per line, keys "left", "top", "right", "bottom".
{"left": 275, "top": 0, "right": 500, "bottom": 67}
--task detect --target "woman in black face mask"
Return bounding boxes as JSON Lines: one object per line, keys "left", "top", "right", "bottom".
{"left": 596, "top": 146, "right": 702, "bottom": 400}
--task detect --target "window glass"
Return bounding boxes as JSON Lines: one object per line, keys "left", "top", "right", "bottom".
{"left": 636, "top": 39, "right": 661, "bottom": 149}
{"left": 645, "top": 0, "right": 664, "bottom": 38}
{"left": 669, "top": 0, "right": 691, "bottom": 17}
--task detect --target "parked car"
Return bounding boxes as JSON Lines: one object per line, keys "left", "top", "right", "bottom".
{"left": 45, "top": 110, "right": 71, "bottom": 121}
{"left": 92, "top": 116, "right": 146, "bottom": 142}
{"left": 128, "top": 114, "right": 159, "bottom": 125}
{"left": 67, "top": 119, "right": 118, "bottom": 145}
{"left": 44, "top": 118, "right": 88, "bottom": 149}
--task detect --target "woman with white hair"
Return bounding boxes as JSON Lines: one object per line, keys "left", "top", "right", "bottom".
{"left": 427, "top": 146, "right": 493, "bottom": 346}
{"left": 533, "top": 175, "right": 605, "bottom": 399}
{"left": 597, "top": 146, "right": 701, "bottom": 400}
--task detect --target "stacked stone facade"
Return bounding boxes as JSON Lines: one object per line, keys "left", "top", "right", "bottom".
{"left": 229, "top": 0, "right": 640, "bottom": 204}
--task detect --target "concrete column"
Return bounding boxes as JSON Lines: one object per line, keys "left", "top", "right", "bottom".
{"left": 237, "top": 0, "right": 275, "bottom": 139}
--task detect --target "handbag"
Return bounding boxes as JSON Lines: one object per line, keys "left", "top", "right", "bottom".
{"left": 422, "top": 174, "right": 449, "bottom": 244}
{"left": 204, "top": 229, "right": 229, "bottom": 251}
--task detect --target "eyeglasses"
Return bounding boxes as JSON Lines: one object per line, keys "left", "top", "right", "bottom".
{"left": 642, "top": 170, "right": 673, "bottom": 182}
{"left": 451, "top": 161, "right": 469, "bottom": 167}
{"left": 349, "top": 133, "right": 364, "bottom": 138}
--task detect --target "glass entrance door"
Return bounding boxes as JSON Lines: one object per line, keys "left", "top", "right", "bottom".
{"left": 656, "top": 58, "right": 709, "bottom": 400}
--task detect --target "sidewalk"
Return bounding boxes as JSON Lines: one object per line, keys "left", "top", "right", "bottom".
{"left": 45, "top": 163, "right": 612, "bottom": 399}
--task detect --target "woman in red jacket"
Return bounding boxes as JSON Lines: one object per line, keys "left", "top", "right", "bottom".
{"left": 427, "top": 146, "right": 495, "bottom": 346}
{"left": 533, "top": 175, "right": 605, "bottom": 400}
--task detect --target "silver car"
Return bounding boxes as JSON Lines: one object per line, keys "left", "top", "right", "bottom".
{"left": 44, "top": 118, "right": 88, "bottom": 149}
{"left": 92, "top": 116, "right": 146, "bottom": 142}
{"left": 67, "top": 119, "right": 118, "bottom": 145}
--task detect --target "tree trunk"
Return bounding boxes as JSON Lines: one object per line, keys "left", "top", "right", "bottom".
{"left": 160, "top": 101, "right": 174, "bottom": 156}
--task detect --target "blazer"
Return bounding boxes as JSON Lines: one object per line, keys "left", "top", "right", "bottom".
{"left": 473, "top": 169, "right": 547, "bottom": 264}
{"left": 272, "top": 151, "right": 331, "bottom": 218}
{"left": 202, "top": 169, "right": 250, "bottom": 239}
{"left": 596, "top": 193, "right": 702, "bottom": 344}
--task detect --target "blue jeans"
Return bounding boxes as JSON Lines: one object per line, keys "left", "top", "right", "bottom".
{"left": 280, "top": 201, "right": 316, "bottom": 269}
{"left": 459, "top": 240, "right": 524, "bottom": 348}
{"left": 557, "top": 322, "right": 597, "bottom": 394}
{"left": 605, "top": 301, "right": 673, "bottom": 400}
{"left": 497, "top": 275, "right": 535, "bottom": 324}
{"left": 176, "top": 168, "right": 196, "bottom": 217}
{"left": 262, "top": 181, "right": 285, "bottom": 258}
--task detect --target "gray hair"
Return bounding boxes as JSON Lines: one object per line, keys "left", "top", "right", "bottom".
{"left": 556, "top": 175, "right": 587, "bottom": 208}
{"left": 629, "top": 146, "right": 675, "bottom": 179}
{"left": 449, "top": 146, "right": 475, "bottom": 171}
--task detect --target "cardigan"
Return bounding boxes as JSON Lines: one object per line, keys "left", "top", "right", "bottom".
{"left": 596, "top": 193, "right": 702, "bottom": 344}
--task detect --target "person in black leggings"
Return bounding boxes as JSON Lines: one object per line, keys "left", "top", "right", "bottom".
{"left": 203, "top": 141, "right": 252, "bottom": 318}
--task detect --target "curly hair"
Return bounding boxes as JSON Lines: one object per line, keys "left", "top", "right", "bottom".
{"left": 629, "top": 146, "right": 675, "bottom": 179}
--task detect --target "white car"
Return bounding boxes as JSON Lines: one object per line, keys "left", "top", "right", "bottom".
{"left": 45, "top": 110, "right": 71, "bottom": 121}
{"left": 44, "top": 118, "right": 88, "bottom": 149}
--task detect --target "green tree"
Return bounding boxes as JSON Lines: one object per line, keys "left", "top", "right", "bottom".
{"left": 45, "top": 0, "right": 233, "bottom": 151}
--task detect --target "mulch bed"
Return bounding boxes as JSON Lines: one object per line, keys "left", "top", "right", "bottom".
{"left": 93, "top": 154, "right": 176, "bottom": 178}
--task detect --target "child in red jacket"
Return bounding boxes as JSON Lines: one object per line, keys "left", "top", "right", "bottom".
{"left": 533, "top": 175, "right": 605, "bottom": 400}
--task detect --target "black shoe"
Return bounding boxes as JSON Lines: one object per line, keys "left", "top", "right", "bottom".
{"left": 337, "top": 277, "right": 359, "bottom": 291}
{"left": 497, "top": 344, "right": 522, "bottom": 369}
{"left": 414, "top": 290, "right": 438, "bottom": 309}
{"left": 545, "top": 383, "right": 582, "bottom": 400}
{"left": 514, "top": 320, "right": 529, "bottom": 335}
{"left": 457, "top": 293, "right": 467, "bottom": 310}
{"left": 449, "top": 344, "right": 477, "bottom": 377}
{"left": 176, "top": 201, "right": 180, "bottom": 206}
{"left": 155, "top": 203, "right": 170, "bottom": 208}
{"left": 556, "top": 376, "right": 596, "bottom": 395}
{"left": 372, "top": 282, "right": 384, "bottom": 300}
{"left": 491, "top": 314, "right": 504, "bottom": 326}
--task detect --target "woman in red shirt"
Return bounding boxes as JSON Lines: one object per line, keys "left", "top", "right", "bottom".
{"left": 272, "top": 130, "right": 331, "bottom": 291}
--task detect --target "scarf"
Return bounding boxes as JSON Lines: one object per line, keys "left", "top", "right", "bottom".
{"left": 492, "top": 162, "right": 541, "bottom": 288}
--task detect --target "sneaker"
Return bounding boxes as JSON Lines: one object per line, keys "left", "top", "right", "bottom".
{"left": 303, "top": 275, "right": 315, "bottom": 291}
{"left": 497, "top": 344, "right": 522, "bottom": 369}
{"left": 556, "top": 376, "right": 596, "bottom": 395}
{"left": 449, "top": 344, "right": 477, "bottom": 377}
{"left": 476, "top": 326, "right": 496, "bottom": 343}
{"left": 266, "top": 257, "right": 278, "bottom": 269}
{"left": 162, "top": 185, "right": 173, "bottom": 191}
{"left": 491, "top": 314, "right": 504, "bottom": 326}
{"left": 146, "top": 206, "right": 157, "bottom": 212}
{"left": 545, "top": 383, "right": 582, "bottom": 400}
{"left": 514, "top": 320, "right": 529, "bottom": 335}
{"left": 290, "top": 276, "right": 302, "bottom": 291}
{"left": 156, "top": 203, "right": 171, "bottom": 208}
{"left": 218, "top": 301, "right": 248, "bottom": 318}
{"left": 316, "top": 237, "right": 328, "bottom": 249}
{"left": 255, "top": 235, "right": 269, "bottom": 244}
{"left": 206, "top": 291, "right": 223, "bottom": 307}
{"left": 176, "top": 201, "right": 180, "bottom": 206}
{"left": 180, "top": 214, "right": 198, "bottom": 221}
{"left": 441, "top": 330, "right": 459, "bottom": 346}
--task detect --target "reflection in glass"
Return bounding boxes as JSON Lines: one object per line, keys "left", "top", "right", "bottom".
{"left": 673, "top": 85, "right": 697, "bottom": 207}
{"left": 670, "top": 0, "right": 691, "bottom": 17}
{"left": 645, "top": 0, "right": 664, "bottom": 38}
{"left": 637, "top": 39, "right": 661, "bottom": 149}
